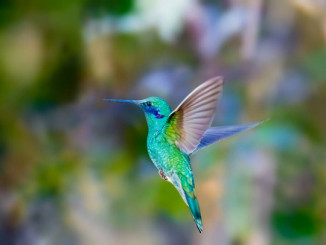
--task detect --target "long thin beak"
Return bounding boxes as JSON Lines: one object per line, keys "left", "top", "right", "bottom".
{"left": 104, "top": 99, "right": 139, "bottom": 105}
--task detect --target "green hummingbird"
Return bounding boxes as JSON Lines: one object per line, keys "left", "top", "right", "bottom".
{"left": 105, "top": 77, "right": 263, "bottom": 233}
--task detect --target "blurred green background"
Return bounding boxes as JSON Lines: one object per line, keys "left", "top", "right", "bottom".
{"left": 0, "top": 0, "right": 326, "bottom": 244}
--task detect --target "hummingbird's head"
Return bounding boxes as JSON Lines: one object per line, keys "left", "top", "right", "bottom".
{"left": 104, "top": 97, "right": 172, "bottom": 129}
{"left": 138, "top": 97, "right": 172, "bottom": 120}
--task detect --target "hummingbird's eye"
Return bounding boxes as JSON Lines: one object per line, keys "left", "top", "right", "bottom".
{"left": 146, "top": 101, "right": 152, "bottom": 107}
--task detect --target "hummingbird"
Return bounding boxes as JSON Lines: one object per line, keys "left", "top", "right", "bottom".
{"left": 105, "top": 77, "right": 263, "bottom": 233}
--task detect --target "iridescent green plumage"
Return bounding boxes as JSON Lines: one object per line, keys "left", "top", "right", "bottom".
{"left": 144, "top": 99, "right": 202, "bottom": 231}
{"left": 105, "top": 77, "right": 264, "bottom": 233}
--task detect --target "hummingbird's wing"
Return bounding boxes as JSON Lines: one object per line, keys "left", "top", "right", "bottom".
{"left": 193, "top": 121, "right": 264, "bottom": 153}
{"left": 165, "top": 77, "right": 223, "bottom": 154}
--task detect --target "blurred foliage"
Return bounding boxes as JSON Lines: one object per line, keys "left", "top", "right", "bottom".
{"left": 0, "top": 0, "right": 326, "bottom": 245}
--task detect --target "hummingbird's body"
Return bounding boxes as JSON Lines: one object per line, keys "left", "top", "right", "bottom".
{"left": 105, "top": 77, "right": 264, "bottom": 233}
{"left": 143, "top": 98, "right": 203, "bottom": 230}
{"left": 148, "top": 125, "right": 203, "bottom": 229}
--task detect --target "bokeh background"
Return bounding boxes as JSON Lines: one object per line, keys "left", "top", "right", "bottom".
{"left": 0, "top": 0, "right": 326, "bottom": 244}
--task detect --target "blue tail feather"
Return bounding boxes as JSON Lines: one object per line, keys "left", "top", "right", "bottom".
{"left": 185, "top": 192, "right": 203, "bottom": 233}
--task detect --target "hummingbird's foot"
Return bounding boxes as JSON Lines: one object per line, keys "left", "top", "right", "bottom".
{"left": 159, "top": 170, "right": 168, "bottom": 181}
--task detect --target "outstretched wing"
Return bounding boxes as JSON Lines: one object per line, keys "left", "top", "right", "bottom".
{"left": 193, "top": 121, "right": 264, "bottom": 152}
{"left": 165, "top": 77, "right": 223, "bottom": 154}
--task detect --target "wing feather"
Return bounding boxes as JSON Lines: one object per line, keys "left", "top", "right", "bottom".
{"left": 165, "top": 77, "right": 223, "bottom": 154}
{"left": 194, "top": 121, "right": 265, "bottom": 152}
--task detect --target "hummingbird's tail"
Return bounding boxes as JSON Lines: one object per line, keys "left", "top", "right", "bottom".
{"left": 169, "top": 171, "right": 203, "bottom": 232}
{"left": 185, "top": 192, "right": 203, "bottom": 233}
